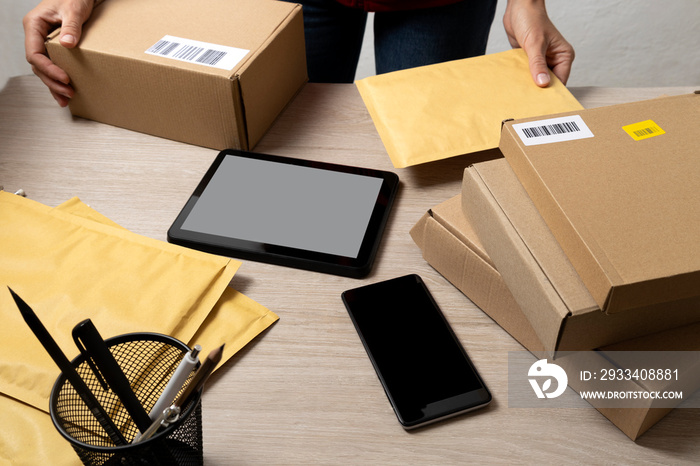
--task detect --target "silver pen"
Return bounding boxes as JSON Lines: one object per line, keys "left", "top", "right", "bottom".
{"left": 132, "top": 345, "right": 200, "bottom": 442}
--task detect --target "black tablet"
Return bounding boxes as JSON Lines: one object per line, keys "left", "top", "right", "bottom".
{"left": 168, "top": 149, "right": 399, "bottom": 278}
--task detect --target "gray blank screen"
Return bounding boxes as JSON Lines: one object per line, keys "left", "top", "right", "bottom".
{"left": 181, "top": 156, "right": 384, "bottom": 258}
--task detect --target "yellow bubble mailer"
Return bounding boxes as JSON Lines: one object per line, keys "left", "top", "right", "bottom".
{"left": 0, "top": 191, "right": 278, "bottom": 465}
{"left": 356, "top": 48, "right": 584, "bottom": 168}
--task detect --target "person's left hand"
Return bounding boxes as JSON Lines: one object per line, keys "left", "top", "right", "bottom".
{"left": 503, "top": 0, "right": 575, "bottom": 87}
{"left": 23, "top": 0, "right": 95, "bottom": 106}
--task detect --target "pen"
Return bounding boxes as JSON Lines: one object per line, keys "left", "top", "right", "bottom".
{"left": 174, "top": 343, "right": 224, "bottom": 409}
{"left": 8, "top": 287, "right": 127, "bottom": 445}
{"left": 132, "top": 344, "right": 201, "bottom": 442}
{"left": 134, "top": 344, "right": 223, "bottom": 443}
{"left": 149, "top": 344, "right": 201, "bottom": 421}
{"left": 72, "top": 319, "right": 153, "bottom": 434}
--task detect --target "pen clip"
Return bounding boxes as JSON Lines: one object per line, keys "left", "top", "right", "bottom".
{"left": 72, "top": 319, "right": 110, "bottom": 391}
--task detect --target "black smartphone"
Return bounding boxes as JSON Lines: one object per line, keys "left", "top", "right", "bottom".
{"left": 342, "top": 274, "right": 492, "bottom": 429}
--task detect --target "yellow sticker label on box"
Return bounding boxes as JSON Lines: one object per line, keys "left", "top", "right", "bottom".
{"left": 622, "top": 120, "right": 665, "bottom": 141}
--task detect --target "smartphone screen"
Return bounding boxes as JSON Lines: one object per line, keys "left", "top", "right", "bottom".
{"left": 342, "top": 274, "right": 491, "bottom": 429}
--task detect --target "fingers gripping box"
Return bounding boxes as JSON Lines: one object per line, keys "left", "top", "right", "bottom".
{"left": 46, "top": 0, "right": 308, "bottom": 150}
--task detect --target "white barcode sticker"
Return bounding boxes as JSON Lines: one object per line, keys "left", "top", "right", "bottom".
{"left": 513, "top": 115, "right": 594, "bottom": 146}
{"left": 145, "top": 35, "right": 249, "bottom": 71}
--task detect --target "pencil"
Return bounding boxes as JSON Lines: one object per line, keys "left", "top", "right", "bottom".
{"left": 8, "top": 287, "right": 127, "bottom": 445}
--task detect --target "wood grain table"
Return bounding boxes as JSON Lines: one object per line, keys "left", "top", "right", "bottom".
{"left": 1, "top": 75, "right": 698, "bottom": 464}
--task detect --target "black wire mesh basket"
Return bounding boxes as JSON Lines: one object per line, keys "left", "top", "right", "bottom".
{"left": 50, "top": 332, "right": 203, "bottom": 466}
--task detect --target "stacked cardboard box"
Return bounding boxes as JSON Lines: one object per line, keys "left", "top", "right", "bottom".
{"left": 498, "top": 93, "right": 700, "bottom": 316}
{"left": 411, "top": 93, "right": 700, "bottom": 439}
{"left": 461, "top": 159, "right": 700, "bottom": 354}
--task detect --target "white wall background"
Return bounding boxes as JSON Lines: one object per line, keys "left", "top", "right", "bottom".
{"left": 356, "top": 0, "right": 700, "bottom": 86}
{"left": 2, "top": 0, "right": 699, "bottom": 90}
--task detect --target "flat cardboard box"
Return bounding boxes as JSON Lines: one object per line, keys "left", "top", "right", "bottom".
{"left": 46, "top": 0, "right": 307, "bottom": 150}
{"left": 461, "top": 159, "right": 700, "bottom": 353}
{"left": 410, "top": 195, "right": 700, "bottom": 440}
{"left": 499, "top": 93, "right": 700, "bottom": 314}
{"left": 409, "top": 195, "right": 543, "bottom": 352}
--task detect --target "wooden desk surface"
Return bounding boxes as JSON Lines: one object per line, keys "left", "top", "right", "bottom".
{"left": 1, "top": 76, "right": 698, "bottom": 464}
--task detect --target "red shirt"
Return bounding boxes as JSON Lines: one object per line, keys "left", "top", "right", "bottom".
{"left": 335, "top": 0, "right": 462, "bottom": 12}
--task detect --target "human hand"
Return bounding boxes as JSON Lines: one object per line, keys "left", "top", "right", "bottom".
{"left": 23, "top": 0, "right": 95, "bottom": 106}
{"left": 503, "top": 0, "right": 574, "bottom": 87}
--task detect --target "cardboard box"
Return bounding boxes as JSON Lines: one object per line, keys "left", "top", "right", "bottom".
{"left": 461, "top": 159, "right": 700, "bottom": 353}
{"left": 409, "top": 195, "right": 543, "bottom": 352}
{"left": 410, "top": 194, "right": 700, "bottom": 440}
{"left": 499, "top": 93, "right": 700, "bottom": 314}
{"left": 46, "top": 0, "right": 307, "bottom": 150}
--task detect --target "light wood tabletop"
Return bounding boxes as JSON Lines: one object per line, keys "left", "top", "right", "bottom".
{"left": 1, "top": 75, "right": 698, "bottom": 464}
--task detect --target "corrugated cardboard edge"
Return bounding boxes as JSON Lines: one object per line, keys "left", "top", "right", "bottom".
{"left": 461, "top": 164, "right": 567, "bottom": 354}
{"left": 410, "top": 203, "right": 543, "bottom": 352}
{"left": 428, "top": 196, "right": 493, "bottom": 267}
{"left": 596, "top": 321, "right": 700, "bottom": 439}
{"left": 236, "top": 4, "right": 308, "bottom": 149}
{"left": 500, "top": 94, "right": 700, "bottom": 314}
{"left": 462, "top": 159, "right": 700, "bottom": 352}
{"left": 499, "top": 117, "right": 616, "bottom": 309}
{"left": 410, "top": 194, "right": 700, "bottom": 440}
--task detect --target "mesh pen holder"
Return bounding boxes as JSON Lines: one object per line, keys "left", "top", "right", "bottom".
{"left": 50, "top": 332, "right": 203, "bottom": 466}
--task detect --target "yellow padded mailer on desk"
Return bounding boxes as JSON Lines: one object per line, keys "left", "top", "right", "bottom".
{"left": 356, "top": 48, "right": 583, "bottom": 168}
{"left": 0, "top": 192, "right": 279, "bottom": 465}
{"left": 0, "top": 192, "right": 278, "bottom": 411}
{"left": 54, "top": 197, "right": 279, "bottom": 364}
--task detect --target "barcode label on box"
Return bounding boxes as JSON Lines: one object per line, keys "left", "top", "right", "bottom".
{"left": 145, "top": 35, "right": 249, "bottom": 71}
{"left": 513, "top": 115, "right": 594, "bottom": 146}
{"left": 622, "top": 120, "right": 666, "bottom": 141}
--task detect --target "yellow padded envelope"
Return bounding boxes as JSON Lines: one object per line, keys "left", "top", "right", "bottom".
{"left": 0, "top": 192, "right": 278, "bottom": 413}
{"left": 356, "top": 48, "right": 583, "bottom": 168}
{"left": 0, "top": 393, "right": 76, "bottom": 466}
{"left": 0, "top": 191, "right": 278, "bottom": 465}
{"left": 53, "top": 197, "right": 279, "bottom": 369}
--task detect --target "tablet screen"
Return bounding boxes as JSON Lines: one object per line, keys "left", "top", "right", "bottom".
{"left": 181, "top": 155, "right": 383, "bottom": 258}
{"left": 168, "top": 150, "right": 399, "bottom": 277}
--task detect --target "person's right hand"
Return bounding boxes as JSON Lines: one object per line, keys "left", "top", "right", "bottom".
{"left": 503, "top": 0, "right": 574, "bottom": 88}
{"left": 23, "top": 0, "right": 94, "bottom": 107}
